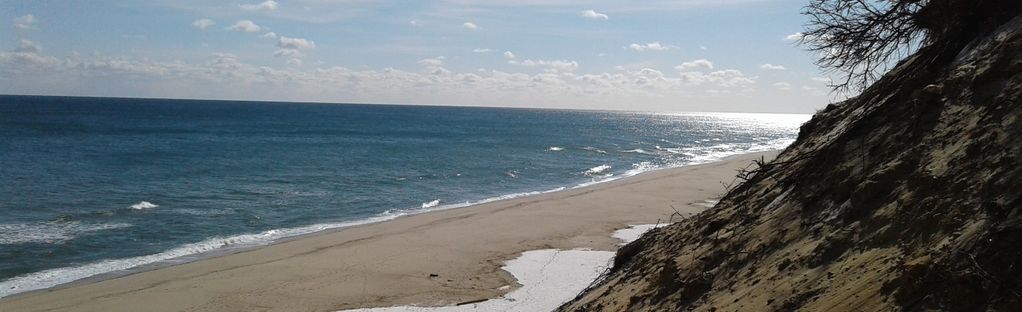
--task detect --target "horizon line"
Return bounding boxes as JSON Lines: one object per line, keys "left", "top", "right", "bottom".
{"left": 0, "top": 93, "right": 815, "bottom": 115}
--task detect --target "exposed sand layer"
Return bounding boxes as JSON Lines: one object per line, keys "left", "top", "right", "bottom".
{"left": 0, "top": 152, "right": 774, "bottom": 312}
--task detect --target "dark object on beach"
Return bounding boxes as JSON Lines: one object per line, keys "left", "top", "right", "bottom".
{"left": 429, "top": 273, "right": 439, "bottom": 278}
{"left": 456, "top": 298, "right": 488, "bottom": 306}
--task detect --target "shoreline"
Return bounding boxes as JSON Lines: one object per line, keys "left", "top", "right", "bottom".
{"left": 0, "top": 150, "right": 777, "bottom": 311}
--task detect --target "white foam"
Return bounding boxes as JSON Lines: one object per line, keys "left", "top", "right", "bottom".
{"left": 667, "top": 138, "right": 793, "bottom": 166}
{"left": 0, "top": 222, "right": 133, "bottom": 245}
{"left": 623, "top": 161, "right": 658, "bottom": 177}
{"left": 415, "top": 137, "right": 794, "bottom": 218}
{"left": 338, "top": 224, "right": 661, "bottom": 312}
{"left": 129, "top": 201, "right": 158, "bottom": 210}
{"left": 546, "top": 146, "right": 563, "bottom": 151}
{"left": 0, "top": 223, "right": 70, "bottom": 245}
{"left": 419, "top": 187, "right": 569, "bottom": 214}
{"left": 171, "top": 208, "right": 235, "bottom": 216}
{"left": 569, "top": 138, "right": 795, "bottom": 191}
{"left": 581, "top": 146, "right": 607, "bottom": 154}
{"left": 620, "top": 148, "right": 654, "bottom": 155}
{"left": 422, "top": 199, "right": 441, "bottom": 209}
{"left": 572, "top": 175, "right": 620, "bottom": 189}
{"left": 584, "top": 164, "right": 612, "bottom": 176}
{"left": 0, "top": 215, "right": 398, "bottom": 299}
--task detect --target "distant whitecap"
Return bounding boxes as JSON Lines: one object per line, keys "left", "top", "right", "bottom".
{"left": 620, "top": 148, "right": 653, "bottom": 155}
{"left": 129, "top": 201, "right": 158, "bottom": 210}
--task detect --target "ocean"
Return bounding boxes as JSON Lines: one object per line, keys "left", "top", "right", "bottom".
{"left": 0, "top": 95, "right": 808, "bottom": 297}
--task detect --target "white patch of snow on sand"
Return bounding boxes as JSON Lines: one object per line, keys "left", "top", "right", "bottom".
{"left": 611, "top": 223, "right": 669, "bottom": 245}
{"left": 340, "top": 224, "right": 661, "bottom": 312}
{"left": 695, "top": 199, "right": 719, "bottom": 208}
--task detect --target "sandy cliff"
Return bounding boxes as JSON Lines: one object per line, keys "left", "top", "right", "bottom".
{"left": 559, "top": 11, "right": 1022, "bottom": 312}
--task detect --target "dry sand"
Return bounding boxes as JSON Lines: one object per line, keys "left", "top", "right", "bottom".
{"left": 0, "top": 151, "right": 775, "bottom": 312}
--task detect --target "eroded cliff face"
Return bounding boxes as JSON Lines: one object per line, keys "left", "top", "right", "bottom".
{"left": 558, "top": 14, "right": 1022, "bottom": 312}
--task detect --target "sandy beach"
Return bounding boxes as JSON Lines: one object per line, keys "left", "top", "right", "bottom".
{"left": 0, "top": 151, "right": 775, "bottom": 312}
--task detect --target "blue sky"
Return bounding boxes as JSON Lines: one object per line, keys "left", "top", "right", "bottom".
{"left": 1, "top": 0, "right": 838, "bottom": 113}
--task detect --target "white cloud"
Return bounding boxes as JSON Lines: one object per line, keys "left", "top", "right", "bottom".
{"left": 677, "top": 69, "right": 755, "bottom": 87}
{"left": 14, "top": 14, "right": 37, "bottom": 30}
{"left": 675, "top": 59, "right": 713, "bottom": 71}
{"left": 409, "top": 20, "right": 419, "bottom": 27}
{"left": 509, "top": 59, "right": 579, "bottom": 72}
{"left": 1, "top": 48, "right": 824, "bottom": 113}
{"left": 463, "top": 22, "right": 478, "bottom": 30}
{"left": 760, "top": 63, "right": 786, "bottom": 70}
{"left": 274, "top": 36, "right": 315, "bottom": 60}
{"left": 415, "top": 57, "right": 450, "bottom": 76}
{"left": 784, "top": 32, "right": 804, "bottom": 41}
{"left": 580, "top": 10, "right": 609, "bottom": 20}
{"left": 628, "top": 42, "right": 672, "bottom": 52}
{"left": 503, "top": 51, "right": 516, "bottom": 59}
{"left": 418, "top": 57, "right": 445, "bottom": 67}
{"left": 0, "top": 51, "right": 60, "bottom": 69}
{"left": 277, "top": 36, "right": 315, "bottom": 50}
{"left": 773, "top": 82, "right": 792, "bottom": 90}
{"left": 472, "top": 48, "right": 491, "bottom": 53}
{"left": 811, "top": 76, "right": 831, "bottom": 83}
{"left": 262, "top": 32, "right": 278, "bottom": 39}
{"left": 192, "top": 18, "right": 215, "bottom": 30}
{"left": 226, "top": 20, "right": 261, "bottom": 33}
{"left": 638, "top": 68, "right": 664, "bottom": 76}
{"left": 241, "top": 0, "right": 279, "bottom": 11}
{"left": 787, "top": 32, "right": 831, "bottom": 45}
{"left": 273, "top": 49, "right": 302, "bottom": 58}
{"left": 14, "top": 40, "right": 42, "bottom": 54}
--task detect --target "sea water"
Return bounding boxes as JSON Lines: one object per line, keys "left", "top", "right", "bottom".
{"left": 0, "top": 95, "right": 809, "bottom": 297}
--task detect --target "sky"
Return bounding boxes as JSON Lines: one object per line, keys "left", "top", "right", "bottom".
{"left": 1, "top": 0, "right": 840, "bottom": 113}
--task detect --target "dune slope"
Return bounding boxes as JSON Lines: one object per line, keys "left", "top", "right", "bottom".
{"left": 559, "top": 12, "right": 1022, "bottom": 312}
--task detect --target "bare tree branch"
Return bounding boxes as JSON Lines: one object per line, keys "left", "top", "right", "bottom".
{"left": 800, "top": 0, "right": 929, "bottom": 92}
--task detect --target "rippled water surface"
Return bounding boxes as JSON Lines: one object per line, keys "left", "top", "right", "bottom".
{"left": 0, "top": 95, "right": 809, "bottom": 297}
